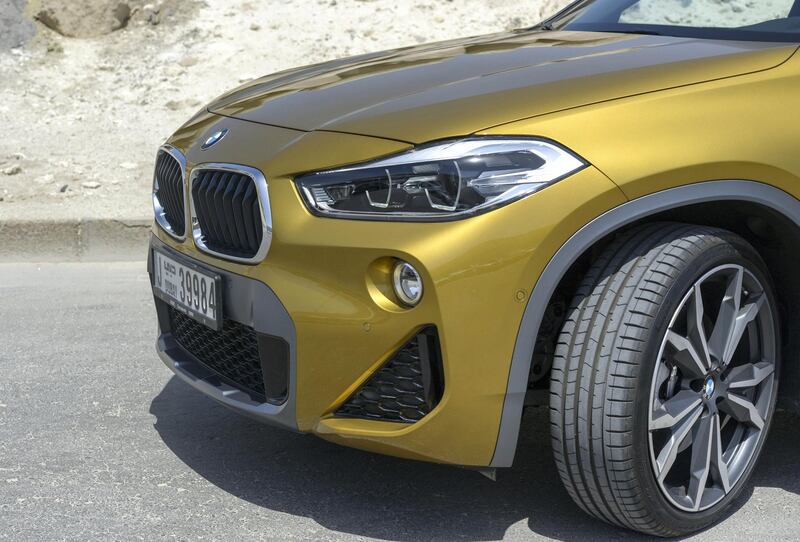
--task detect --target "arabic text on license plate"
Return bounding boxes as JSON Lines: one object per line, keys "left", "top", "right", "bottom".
{"left": 153, "top": 251, "right": 221, "bottom": 329}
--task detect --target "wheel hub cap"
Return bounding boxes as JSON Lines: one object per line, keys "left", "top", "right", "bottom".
{"left": 703, "top": 377, "right": 716, "bottom": 400}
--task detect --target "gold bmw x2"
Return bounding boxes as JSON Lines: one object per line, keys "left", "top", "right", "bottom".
{"left": 148, "top": 0, "right": 800, "bottom": 536}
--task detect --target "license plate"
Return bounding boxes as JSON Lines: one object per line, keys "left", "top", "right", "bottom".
{"left": 152, "top": 249, "right": 223, "bottom": 331}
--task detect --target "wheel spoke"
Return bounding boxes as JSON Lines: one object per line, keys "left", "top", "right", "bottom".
{"left": 710, "top": 412, "right": 732, "bottom": 494}
{"left": 727, "top": 361, "right": 774, "bottom": 391}
{"left": 708, "top": 267, "right": 764, "bottom": 367}
{"left": 707, "top": 267, "right": 742, "bottom": 364}
{"left": 665, "top": 331, "right": 709, "bottom": 378}
{"left": 722, "top": 296, "right": 765, "bottom": 367}
{"left": 687, "top": 283, "right": 712, "bottom": 370}
{"left": 687, "top": 413, "right": 714, "bottom": 511}
{"left": 654, "top": 403, "right": 703, "bottom": 482}
{"left": 720, "top": 393, "right": 765, "bottom": 431}
{"left": 650, "top": 390, "right": 703, "bottom": 431}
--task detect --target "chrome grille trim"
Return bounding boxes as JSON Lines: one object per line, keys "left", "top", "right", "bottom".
{"left": 189, "top": 163, "right": 273, "bottom": 264}
{"left": 152, "top": 145, "right": 188, "bottom": 241}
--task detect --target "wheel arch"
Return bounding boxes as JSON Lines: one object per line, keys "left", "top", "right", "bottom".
{"left": 491, "top": 180, "right": 800, "bottom": 468}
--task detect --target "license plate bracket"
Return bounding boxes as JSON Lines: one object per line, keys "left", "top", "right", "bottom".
{"left": 152, "top": 248, "right": 224, "bottom": 331}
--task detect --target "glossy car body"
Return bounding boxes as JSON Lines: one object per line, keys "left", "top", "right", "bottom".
{"left": 150, "top": 11, "right": 800, "bottom": 474}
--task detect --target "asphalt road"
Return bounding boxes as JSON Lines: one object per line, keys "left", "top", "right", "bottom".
{"left": 1, "top": 262, "right": 799, "bottom": 541}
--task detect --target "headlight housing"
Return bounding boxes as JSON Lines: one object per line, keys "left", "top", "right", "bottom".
{"left": 295, "top": 137, "right": 586, "bottom": 221}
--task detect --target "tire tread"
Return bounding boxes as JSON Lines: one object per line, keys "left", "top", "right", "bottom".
{"left": 549, "top": 222, "right": 742, "bottom": 536}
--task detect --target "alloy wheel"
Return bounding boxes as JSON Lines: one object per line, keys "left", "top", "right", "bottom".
{"left": 648, "top": 264, "right": 777, "bottom": 513}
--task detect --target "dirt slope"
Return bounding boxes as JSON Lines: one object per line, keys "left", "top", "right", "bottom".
{"left": 0, "top": 0, "right": 569, "bottom": 221}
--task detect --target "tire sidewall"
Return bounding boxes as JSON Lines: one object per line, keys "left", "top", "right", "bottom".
{"left": 629, "top": 234, "right": 781, "bottom": 533}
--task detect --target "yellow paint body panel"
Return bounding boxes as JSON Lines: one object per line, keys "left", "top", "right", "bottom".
{"left": 152, "top": 30, "right": 800, "bottom": 466}
{"left": 156, "top": 129, "right": 623, "bottom": 465}
{"left": 481, "top": 50, "right": 800, "bottom": 201}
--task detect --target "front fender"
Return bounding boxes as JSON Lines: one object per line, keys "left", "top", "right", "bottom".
{"left": 491, "top": 180, "right": 800, "bottom": 468}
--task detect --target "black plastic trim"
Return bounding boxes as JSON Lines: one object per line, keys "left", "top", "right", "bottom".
{"left": 335, "top": 326, "right": 445, "bottom": 423}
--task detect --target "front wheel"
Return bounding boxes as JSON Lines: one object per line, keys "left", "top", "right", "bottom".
{"left": 550, "top": 223, "right": 780, "bottom": 537}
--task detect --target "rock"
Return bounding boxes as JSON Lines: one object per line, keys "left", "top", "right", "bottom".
{"left": 505, "top": 16, "right": 525, "bottom": 30}
{"left": 82, "top": 181, "right": 101, "bottom": 189}
{"left": 165, "top": 99, "right": 200, "bottom": 111}
{"left": 35, "top": 1, "right": 132, "bottom": 38}
{"left": 46, "top": 41, "right": 64, "bottom": 54}
{"left": 2, "top": 165, "right": 22, "bottom": 176}
{"left": 178, "top": 56, "right": 198, "bottom": 68}
{"left": 0, "top": 0, "right": 36, "bottom": 49}
{"left": 35, "top": 174, "right": 55, "bottom": 185}
{"left": 138, "top": 3, "right": 160, "bottom": 26}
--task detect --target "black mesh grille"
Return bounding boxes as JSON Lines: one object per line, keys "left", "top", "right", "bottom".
{"left": 336, "top": 328, "right": 443, "bottom": 423}
{"left": 169, "top": 308, "right": 266, "bottom": 401}
{"left": 154, "top": 150, "right": 185, "bottom": 237}
{"left": 192, "top": 169, "right": 263, "bottom": 259}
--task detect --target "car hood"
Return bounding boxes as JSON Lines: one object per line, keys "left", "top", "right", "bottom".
{"left": 208, "top": 30, "right": 797, "bottom": 143}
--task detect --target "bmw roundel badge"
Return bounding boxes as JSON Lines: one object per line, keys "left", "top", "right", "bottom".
{"left": 201, "top": 129, "right": 229, "bottom": 150}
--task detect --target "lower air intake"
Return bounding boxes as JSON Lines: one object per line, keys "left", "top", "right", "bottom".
{"left": 169, "top": 308, "right": 265, "bottom": 400}
{"left": 167, "top": 307, "right": 290, "bottom": 405}
{"left": 336, "top": 327, "right": 444, "bottom": 423}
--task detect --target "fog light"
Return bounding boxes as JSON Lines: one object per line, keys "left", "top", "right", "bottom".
{"left": 393, "top": 261, "right": 423, "bottom": 307}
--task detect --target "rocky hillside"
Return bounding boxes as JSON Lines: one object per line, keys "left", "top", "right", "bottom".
{"left": 0, "top": 0, "right": 569, "bottom": 220}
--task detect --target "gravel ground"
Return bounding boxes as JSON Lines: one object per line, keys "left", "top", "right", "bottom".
{"left": 1, "top": 262, "right": 799, "bottom": 541}
{"left": 621, "top": 0, "right": 795, "bottom": 26}
{"left": 0, "top": 0, "right": 35, "bottom": 49}
{"left": 0, "top": 0, "right": 568, "bottom": 222}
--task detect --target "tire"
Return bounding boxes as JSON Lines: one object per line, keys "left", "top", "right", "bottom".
{"left": 550, "top": 222, "right": 781, "bottom": 537}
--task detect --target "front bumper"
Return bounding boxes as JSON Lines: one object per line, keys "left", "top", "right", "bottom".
{"left": 150, "top": 236, "right": 298, "bottom": 431}
{"left": 149, "top": 114, "right": 626, "bottom": 467}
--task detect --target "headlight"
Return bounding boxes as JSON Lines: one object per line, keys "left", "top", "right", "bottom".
{"left": 295, "top": 138, "right": 586, "bottom": 221}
